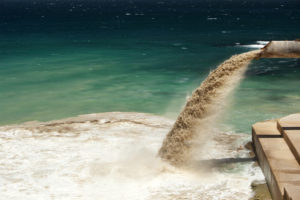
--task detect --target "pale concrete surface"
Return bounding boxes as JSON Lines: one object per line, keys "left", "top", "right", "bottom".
{"left": 252, "top": 114, "right": 300, "bottom": 200}
{"left": 252, "top": 121, "right": 282, "bottom": 200}
{"left": 252, "top": 120, "right": 281, "bottom": 136}
{"left": 278, "top": 113, "right": 300, "bottom": 128}
{"left": 284, "top": 185, "right": 300, "bottom": 200}
{"left": 278, "top": 113, "right": 300, "bottom": 166}
{"left": 282, "top": 131, "right": 300, "bottom": 166}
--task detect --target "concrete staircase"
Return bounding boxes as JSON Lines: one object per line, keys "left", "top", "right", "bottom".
{"left": 252, "top": 113, "right": 300, "bottom": 200}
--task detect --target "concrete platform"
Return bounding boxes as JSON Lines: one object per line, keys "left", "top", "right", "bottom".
{"left": 252, "top": 114, "right": 300, "bottom": 200}
{"left": 278, "top": 114, "right": 300, "bottom": 165}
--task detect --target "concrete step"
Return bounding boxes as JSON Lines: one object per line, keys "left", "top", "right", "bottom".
{"left": 278, "top": 113, "right": 300, "bottom": 165}
{"left": 284, "top": 186, "right": 300, "bottom": 200}
{"left": 252, "top": 119, "right": 300, "bottom": 200}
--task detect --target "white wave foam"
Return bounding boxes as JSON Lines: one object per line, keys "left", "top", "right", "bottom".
{"left": 207, "top": 17, "right": 217, "bottom": 20}
{"left": 241, "top": 44, "right": 265, "bottom": 48}
{"left": 257, "top": 41, "right": 269, "bottom": 45}
{"left": 236, "top": 41, "right": 270, "bottom": 49}
{"left": 0, "top": 112, "right": 265, "bottom": 200}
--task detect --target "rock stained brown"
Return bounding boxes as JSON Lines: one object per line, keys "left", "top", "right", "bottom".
{"left": 158, "top": 50, "right": 261, "bottom": 166}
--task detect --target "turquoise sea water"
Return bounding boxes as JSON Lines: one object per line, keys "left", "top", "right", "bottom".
{"left": 0, "top": 0, "right": 300, "bottom": 133}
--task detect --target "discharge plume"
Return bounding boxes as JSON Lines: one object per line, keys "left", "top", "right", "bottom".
{"left": 158, "top": 50, "right": 261, "bottom": 166}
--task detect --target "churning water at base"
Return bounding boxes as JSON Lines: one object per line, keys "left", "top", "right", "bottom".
{"left": 159, "top": 50, "right": 261, "bottom": 165}
{"left": 0, "top": 112, "right": 264, "bottom": 200}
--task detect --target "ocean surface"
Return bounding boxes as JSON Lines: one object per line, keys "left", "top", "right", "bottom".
{"left": 0, "top": 1, "right": 299, "bottom": 199}
{"left": 1, "top": 0, "right": 300, "bottom": 132}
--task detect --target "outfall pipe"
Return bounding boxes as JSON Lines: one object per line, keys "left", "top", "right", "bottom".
{"left": 259, "top": 40, "right": 300, "bottom": 58}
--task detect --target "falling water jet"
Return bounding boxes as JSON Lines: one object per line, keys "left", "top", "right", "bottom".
{"left": 158, "top": 50, "right": 261, "bottom": 166}
{"left": 158, "top": 40, "right": 300, "bottom": 166}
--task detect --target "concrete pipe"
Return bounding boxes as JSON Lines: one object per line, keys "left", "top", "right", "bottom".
{"left": 259, "top": 40, "right": 300, "bottom": 58}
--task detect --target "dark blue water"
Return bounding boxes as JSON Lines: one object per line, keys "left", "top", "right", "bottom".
{"left": 0, "top": 0, "right": 300, "bottom": 133}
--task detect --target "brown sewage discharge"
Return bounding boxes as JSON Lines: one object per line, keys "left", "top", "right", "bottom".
{"left": 158, "top": 50, "right": 261, "bottom": 166}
